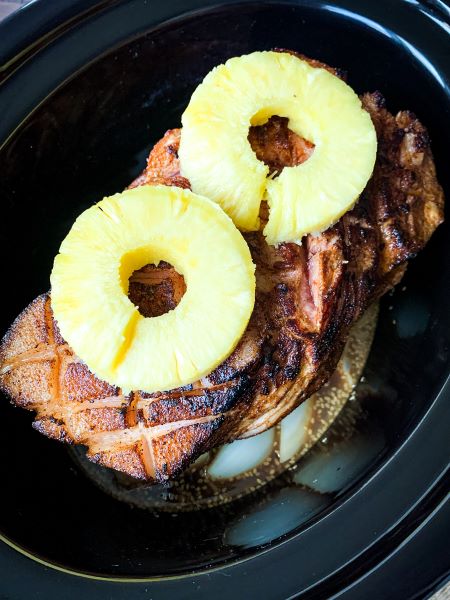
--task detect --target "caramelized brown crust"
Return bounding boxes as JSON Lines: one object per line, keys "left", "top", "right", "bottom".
{"left": 128, "top": 129, "right": 190, "bottom": 191}
{"left": 0, "top": 77, "right": 444, "bottom": 481}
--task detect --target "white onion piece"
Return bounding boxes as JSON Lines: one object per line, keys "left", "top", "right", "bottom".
{"left": 193, "top": 452, "right": 210, "bottom": 467}
{"left": 208, "top": 428, "right": 275, "bottom": 479}
{"left": 293, "top": 431, "right": 384, "bottom": 493}
{"left": 279, "top": 398, "right": 313, "bottom": 463}
{"left": 224, "top": 488, "right": 326, "bottom": 548}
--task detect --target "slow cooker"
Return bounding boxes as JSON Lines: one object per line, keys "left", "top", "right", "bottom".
{"left": 0, "top": 1, "right": 449, "bottom": 598}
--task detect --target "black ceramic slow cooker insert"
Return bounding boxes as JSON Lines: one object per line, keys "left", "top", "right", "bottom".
{"left": 0, "top": 1, "right": 449, "bottom": 598}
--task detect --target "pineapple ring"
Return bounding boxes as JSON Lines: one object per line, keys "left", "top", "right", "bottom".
{"left": 179, "top": 51, "right": 377, "bottom": 244}
{"left": 51, "top": 186, "right": 255, "bottom": 393}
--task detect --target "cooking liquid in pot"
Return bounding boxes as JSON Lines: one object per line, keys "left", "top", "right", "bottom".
{"left": 71, "top": 303, "right": 379, "bottom": 511}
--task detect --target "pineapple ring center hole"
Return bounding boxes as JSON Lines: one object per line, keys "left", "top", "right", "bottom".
{"left": 128, "top": 261, "right": 187, "bottom": 319}
{"left": 248, "top": 115, "right": 315, "bottom": 176}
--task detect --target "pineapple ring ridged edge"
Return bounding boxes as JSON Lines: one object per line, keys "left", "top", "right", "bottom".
{"left": 50, "top": 185, "right": 256, "bottom": 393}
{"left": 178, "top": 51, "right": 377, "bottom": 244}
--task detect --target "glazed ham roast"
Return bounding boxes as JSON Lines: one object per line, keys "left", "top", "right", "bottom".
{"left": 0, "top": 57, "right": 444, "bottom": 482}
